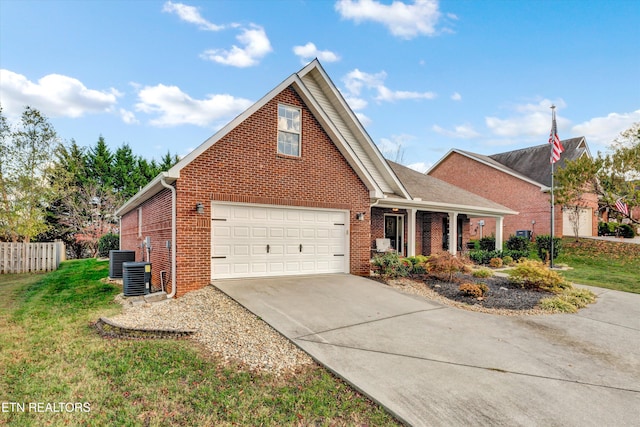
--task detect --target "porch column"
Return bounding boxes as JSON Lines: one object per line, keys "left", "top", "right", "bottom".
{"left": 407, "top": 208, "right": 417, "bottom": 257}
{"left": 448, "top": 211, "right": 458, "bottom": 255}
{"left": 495, "top": 216, "right": 504, "bottom": 250}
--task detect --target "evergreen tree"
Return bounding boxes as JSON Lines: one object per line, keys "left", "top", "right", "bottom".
{"left": 113, "top": 143, "right": 138, "bottom": 200}
{"left": 158, "top": 150, "right": 180, "bottom": 172}
{"left": 86, "top": 135, "right": 113, "bottom": 188}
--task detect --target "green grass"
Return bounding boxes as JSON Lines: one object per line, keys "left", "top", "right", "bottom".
{"left": 0, "top": 259, "right": 399, "bottom": 426}
{"left": 555, "top": 238, "right": 640, "bottom": 293}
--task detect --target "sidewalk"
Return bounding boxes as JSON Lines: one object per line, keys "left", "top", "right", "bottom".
{"left": 583, "top": 235, "right": 640, "bottom": 245}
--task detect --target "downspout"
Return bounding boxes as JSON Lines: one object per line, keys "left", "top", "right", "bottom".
{"left": 160, "top": 176, "right": 177, "bottom": 298}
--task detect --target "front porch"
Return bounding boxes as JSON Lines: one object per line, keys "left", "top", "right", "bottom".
{"left": 371, "top": 205, "right": 505, "bottom": 257}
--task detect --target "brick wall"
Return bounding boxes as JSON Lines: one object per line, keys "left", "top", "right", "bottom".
{"left": 120, "top": 188, "right": 173, "bottom": 293}
{"left": 168, "top": 86, "right": 370, "bottom": 296}
{"left": 429, "top": 152, "right": 598, "bottom": 238}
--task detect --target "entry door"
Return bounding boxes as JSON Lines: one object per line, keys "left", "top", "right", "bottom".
{"left": 384, "top": 215, "right": 404, "bottom": 255}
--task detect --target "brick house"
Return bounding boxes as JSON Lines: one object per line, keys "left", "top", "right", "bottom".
{"left": 116, "top": 60, "right": 514, "bottom": 298}
{"left": 427, "top": 138, "right": 598, "bottom": 240}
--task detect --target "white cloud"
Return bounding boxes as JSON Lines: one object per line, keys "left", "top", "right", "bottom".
{"left": 485, "top": 98, "right": 568, "bottom": 138}
{"left": 355, "top": 111, "right": 372, "bottom": 126}
{"left": 342, "top": 68, "right": 436, "bottom": 103}
{"left": 407, "top": 161, "right": 431, "bottom": 173}
{"left": 344, "top": 96, "right": 368, "bottom": 111}
{"left": 134, "top": 84, "right": 253, "bottom": 127}
{"left": 571, "top": 110, "right": 640, "bottom": 147}
{"left": 432, "top": 123, "right": 480, "bottom": 139}
{"left": 451, "top": 92, "right": 461, "bottom": 101}
{"left": 376, "top": 134, "right": 414, "bottom": 160}
{"left": 335, "top": 0, "right": 442, "bottom": 39}
{"left": 376, "top": 86, "right": 435, "bottom": 102}
{"left": 342, "top": 69, "right": 386, "bottom": 95}
{"left": 0, "top": 69, "right": 120, "bottom": 118}
{"left": 200, "top": 24, "right": 272, "bottom": 67}
{"left": 293, "top": 42, "right": 340, "bottom": 64}
{"left": 162, "top": 1, "right": 224, "bottom": 31}
{"left": 119, "top": 109, "right": 139, "bottom": 124}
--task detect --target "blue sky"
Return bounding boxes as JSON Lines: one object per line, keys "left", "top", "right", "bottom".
{"left": 1, "top": 0, "right": 639, "bottom": 172}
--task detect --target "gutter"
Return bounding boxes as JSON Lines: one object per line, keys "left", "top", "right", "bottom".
{"left": 160, "top": 177, "right": 177, "bottom": 299}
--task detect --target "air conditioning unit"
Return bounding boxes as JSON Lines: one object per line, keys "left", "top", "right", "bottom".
{"left": 122, "top": 262, "right": 151, "bottom": 297}
{"left": 109, "top": 250, "right": 136, "bottom": 279}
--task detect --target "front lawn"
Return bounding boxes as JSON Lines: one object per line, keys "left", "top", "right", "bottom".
{"left": 0, "top": 259, "right": 399, "bottom": 426}
{"left": 555, "top": 238, "right": 640, "bottom": 294}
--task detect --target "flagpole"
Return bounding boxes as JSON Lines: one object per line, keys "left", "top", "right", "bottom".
{"left": 550, "top": 105, "right": 555, "bottom": 269}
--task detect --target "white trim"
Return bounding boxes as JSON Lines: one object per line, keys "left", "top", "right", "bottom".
{"left": 277, "top": 103, "right": 302, "bottom": 157}
{"left": 376, "top": 197, "right": 518, "bottom": 217}
{"left": 448, "top": 212, "right": 458, "bottom": 255}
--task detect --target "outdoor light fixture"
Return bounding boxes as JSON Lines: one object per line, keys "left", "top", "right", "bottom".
{"left": 392, "top": 208, "right": 399, "bottom": 212}
{"left": 195, "top": 202, "right": 205, "bottom": 214}
{"left": 356, "top": 212, "right": 365, "bottom": 221}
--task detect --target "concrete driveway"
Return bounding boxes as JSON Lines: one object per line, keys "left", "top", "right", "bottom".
{"left": 215, "top": 275, "right": 640, "bottom": 426}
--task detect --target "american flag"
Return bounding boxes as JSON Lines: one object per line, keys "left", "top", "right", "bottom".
{"left": 549, "top": 107, "right": 564, "bottom": 164}
{"left": 615, "top": 198, "right": 629, "bottom": 216}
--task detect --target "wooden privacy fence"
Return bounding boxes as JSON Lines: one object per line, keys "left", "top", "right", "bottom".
{"left": 0, "top": 242, "right": 66, "bottom": 274}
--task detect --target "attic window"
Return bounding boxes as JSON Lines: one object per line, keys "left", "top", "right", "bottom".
{"left": 277, "top": 104, "right": 301, "bottom": 156}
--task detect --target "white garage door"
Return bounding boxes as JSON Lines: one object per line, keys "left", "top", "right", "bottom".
{"left": 211, "top": 202, "right": 349, "bottom": 279}
{"left": 562, "top": 206, "right": 593, "bottom": 236}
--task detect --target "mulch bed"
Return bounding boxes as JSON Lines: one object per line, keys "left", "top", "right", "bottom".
{"left": 423, "top": 273, "right": 553, "bottom": 310}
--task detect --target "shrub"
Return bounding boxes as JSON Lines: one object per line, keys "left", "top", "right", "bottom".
{"left": 478, "top": 236, "right": 496, "bottom": 251}
{"left": 469, "top": 249, "right": 500, "bottom": 265}
{"left": 598, "top": 221, "right": 616, "bottom": 236}
{"left": 535, "top": 235, "right": 562, "bottom": 262}
{"left": 459, "top": 283, "right": 488, "bottom": 298}
{"left": 472, "top": 267, "right": 493, "bottom": 278}
{"left": 502, "top": 249, "right": 528, "bottom": 262}
{"left": 405, "top": 255, "right": 429, "bottom": 274}
{"left": 505, "top": 235, "right": 530, "bottom": 252}
{"left": 538, "top": 297, "right": 578, "bottom": 313}
{"left": 502, "top": 255, "right": 514, "bottom": 266}
{"left": 508, "top": 259, "right": 569, "bottom": 292}
{"left": 98, "top": 233, "right": 119, "bottom": 258}
{"left": 426, "top": 252, "right": 471, "bottom": 282}
{"left": 617, "top": 224, "right": 636, "bottom": 238}
{"left": 539, "top": 288, "right": 596, "bottom": 313}
{"left": 489, "top": 257, "right": 503, "bottom": 268}
{"left": 371, "top": 252, "right": 412, "bottom": 279}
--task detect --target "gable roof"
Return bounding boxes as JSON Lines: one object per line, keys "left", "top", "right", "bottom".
{"left": 165, "top": 59, "right": 408, "bottom": 199}
{"left": 489, "top": 137, "right": 590, "bottom": 187}
{"left": 387, "top": 161, "right": 517, "bottom": 216}
{"left": 117, "top": 60, "right": 410, "bottom": 216}
{"left": 428, "top": 137, "right": 591, "bottom": 190}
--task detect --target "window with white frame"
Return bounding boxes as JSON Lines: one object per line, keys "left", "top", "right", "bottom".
{"left": 137, "top": 207, "right": 142, "bottom": 237}
{"left": 277, "top": 104, "right": 301, "bottom": 156}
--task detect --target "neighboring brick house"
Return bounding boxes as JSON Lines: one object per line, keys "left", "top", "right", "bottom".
{"left": 116, "top": 60, "right": 515, "bottom": 298}
{"left": 428, "top": 138, "right": 598, "bottom": 240}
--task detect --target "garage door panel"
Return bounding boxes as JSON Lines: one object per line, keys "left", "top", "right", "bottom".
{"left": 316, "top": 229, "right": 329, "bottom": 239}
{"left": 286, "top": 228, "right": 300, "bottom": 238}
{"left": 212, "top": 203, "right": 348, "bottom": 279}
{"left": 270, "top": 228, "right": 284, "bottom": 238}
{"left": 233, "top": 245, "right": 250, "bottom": 256}
{"left": 252, "top": 227, "right": 268, "bottom": 238}
{"left": 233, "top": 226, "right": 250, "bottom": 238}
{"left": 269, "top": 244, "right": 284, "bottom": 255}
